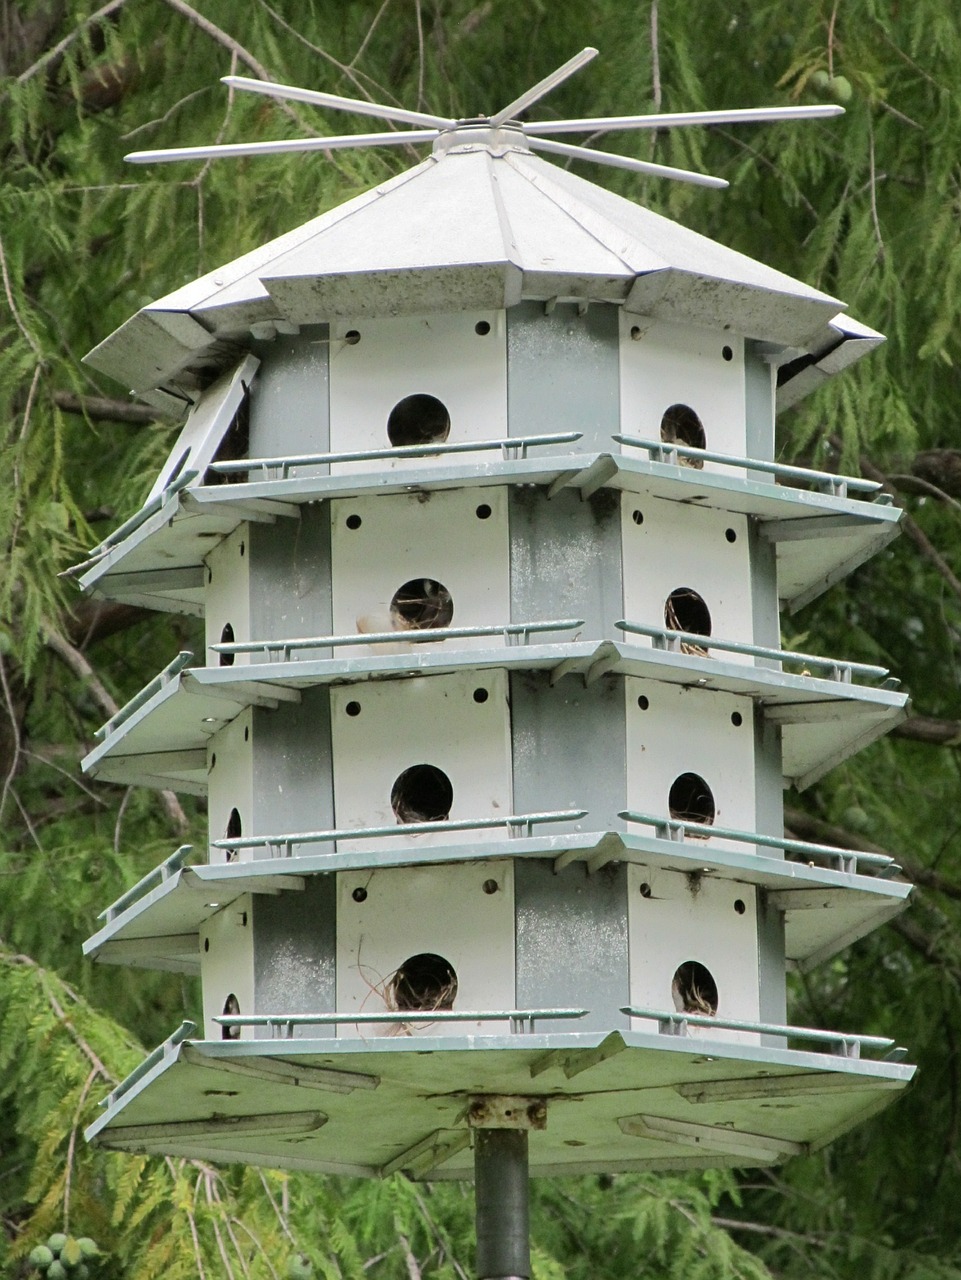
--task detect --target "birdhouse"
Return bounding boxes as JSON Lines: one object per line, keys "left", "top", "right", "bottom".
{"left": 77, "top": 71, "right": 914, "bottom": 1184}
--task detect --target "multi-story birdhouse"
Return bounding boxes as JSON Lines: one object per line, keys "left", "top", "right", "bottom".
{"left": 79, "top": 114, "right": 913, "bottom": 1180}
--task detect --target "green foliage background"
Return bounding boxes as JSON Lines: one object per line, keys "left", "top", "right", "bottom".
{"left": 2, "top": 1, "right": 960, "bottom": 1276}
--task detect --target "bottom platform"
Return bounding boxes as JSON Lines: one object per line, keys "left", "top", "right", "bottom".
{"left": 86, "top": 1026, "right": 913, "bottom": 1178}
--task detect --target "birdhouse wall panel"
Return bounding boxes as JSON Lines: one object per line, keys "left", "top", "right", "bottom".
{"left": 624, "top": 681, "right": 756, "bottom": 852}
{"left": 248, "top": 510, "right": 333, "bottom": 644}
{"left": 756, "top": 890, "right": 787, "bottom": 1026}
{"left": 509, "top": 487, "right": 623, "bottom": 641}
{"left": 246, "top": 329, "right": 330, "bottom": 471}
{"left": 744, "top": 343, "right": 776, "bottom": 462}
{"left": 201, "top": 895, "right": 256, "bottom": 1040}
{"left": 509, "top": 672, "right": 626, "bottom": 835}
{"left": 626, "top": 866, "right": 761, "bottom": 1045}
{"left": 514, "top": 859, "right": 629, "bottom": 1031}
{"left": 253, "top": 878, "right": 337, "bottom": 1039}
{"left": 205, "top": 524, "right": 251, "bottom": 665}
{"left": 329, "top": 488, "right": 509, "bottom": 655}
{"left": 618, "top": 315, "right": 747, "bottom": 472}
{"left": 251, "top": 690, "right": 335, "bottom": 841}
{"left": 335, "top": 861, "right": 515, "bottom": 1036}
{"left": 506, "top": 301, "right": 619, "bottom": 453}
{"left": 327, "top": 312, "right": 507, "bottom": 473}
{"left": 748, "top": 522, "right": 781, "bottom": 651}
{"left": 620, "top": 498, "right": 755, "bottom": 657}
{"left": 207, "top": 710, "right": 253, "bottom": 865}
{"left": 329, "top": 671, "right": 512, "bottom": 854}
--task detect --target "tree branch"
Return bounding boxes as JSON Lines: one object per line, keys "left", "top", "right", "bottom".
{"left": 11, "top": 0, "right": 128, "bottom": 87}
{"left": 53, "top": 390, "right": 157, "bottom": 424}
{"left": 894, "top": 714, "right": 961, "bottom": 747}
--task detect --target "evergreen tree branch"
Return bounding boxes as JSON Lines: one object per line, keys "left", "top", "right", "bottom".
{"left": 894, "top": 714, "right": 961, "bottom": 747}
{"left": 7, "top": 952, "right": 115, "bottom": 1083}
{"left": 63, "top": 1067, "right": 99, "bottom": 1233}
{"left": 711, "top": 1216, "right": 825, "bottom": 1247}
{"left": 52, "top": 390, "right": 157, "bottom": 425}
{"left": 11, "top": 0, "right": 128, "bottom": 88}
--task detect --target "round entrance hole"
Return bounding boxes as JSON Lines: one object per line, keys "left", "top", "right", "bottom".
{"left": 390, "top": 578, "right": 453, "bottom": 631}
{"left": 219, "top": 622, "right": 235, "bottom": 667}
{"left": 668, "top": 773, "right": 715, "bottom": 827}
{"left": 671, "top": 961, "right": 718, "bottom": 1016}
{"left": 222, "top": 993, "right": 241, "bottom": 1039}
{"left": 225, "top": 807, "right": 242, "bottom": 861}
{"left": 389, "top": 953, "right": 458, "bottom": 1013}
{"left": 391, "top": 763, "right": 453, "bottom": 824}
{"left": 665, "top": 588, "right": 712, "bottom": 653}
{"left": 387, "top": 394, "right": 451, "bottom": 447}
{"left": 660, "top": 404, "right": 706, "bottom": 466}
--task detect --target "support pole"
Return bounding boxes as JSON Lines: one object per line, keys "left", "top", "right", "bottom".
{"left": 474, "top": 1128, "right": 531, "bottom": 1280}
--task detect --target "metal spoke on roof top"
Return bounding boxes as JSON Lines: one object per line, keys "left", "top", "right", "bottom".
{"left": 222, "top": 76, "right": 456, "bottom": 130}
{"left": 525, "top": 104, "right": 845, "bottom": 135}
{"left": 525, "top": 136, "right": 728, "bottom": 188}
{"left": 489, "top": 46, "right": 598, "bottom": 128}
{"left": 125, "top": 130, "right": 440, "bottom": 165}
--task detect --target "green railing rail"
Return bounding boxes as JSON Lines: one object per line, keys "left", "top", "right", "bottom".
{"left": 97, "top": 845, "right": 193, "bottom": 922}
{"left": 215, "top": 1009, "right": 588, "bottom": 1038}
{"left": 95, "top": 651, "right": 193, "bottom": 740}
{"left": 101, "top": 1021, "right": 196, "bottom": 1109}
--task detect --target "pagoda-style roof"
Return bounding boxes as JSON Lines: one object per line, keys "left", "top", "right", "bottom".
{"left": 84, "top": 128, "right": 880, "bottom": 407}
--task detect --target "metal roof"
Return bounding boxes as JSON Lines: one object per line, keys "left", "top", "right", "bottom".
{"left": 84, "top": 128, "right": 880, "bottom": 404}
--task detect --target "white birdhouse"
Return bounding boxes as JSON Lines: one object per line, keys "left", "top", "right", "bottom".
{"left": 77, "top": 68, "right": 914, "bottom": 1182}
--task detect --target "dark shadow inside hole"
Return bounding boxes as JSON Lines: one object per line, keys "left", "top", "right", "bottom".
{"left": 222, "top": 992, "right": 241, "bottom": 1039}
{"left": 671, "top": 961, "right": 718, "bottom": 1016}
{"left": 660, "top": 403, "right": 706, "bottom": 467}
{"left": 387, "top": 393, "right": 451, "bottom": 447}
{"left": 665, "top": 587, "right": 712, "bottom": 641}
{"left": 390, "top": 578, "right": 453, "bottom": 630}
{"left": 389, "top": 952, "right": 457, "bottom": 1013}
{"left": 668, "top": 772, "right": 715, "bottom": 826}
{"left": 225, "top": 807, "right": 242, "bottom": 861}
{"left": 219, "top": 622, "right": 236, "bottom": 667}
{"left": 391, "top": 763, "right": 453, "bottom": 824}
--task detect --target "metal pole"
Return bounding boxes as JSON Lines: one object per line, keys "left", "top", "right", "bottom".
{"left": 474, "top": 1129, "right": 531, "bottom": 1280}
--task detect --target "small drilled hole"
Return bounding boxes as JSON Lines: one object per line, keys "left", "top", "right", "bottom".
{"left": 391, "top": 763, "right": 453, "bottom": 824}
{"left": 475, "top": 320, "right": 491, "bottom": 336}
{"left": 352, "top": 886, "right": 368, "bottom": 903}
{"left": 669, "top": 772, "right": 715, "bottom": 827}
{"left": 734, "top": 899, "right": 746, "bottom": 915}
{"left": 390, "top": 578, "right": 453, "bottom": 630}
{"left": 725, "top": 527, "right": 737, "bottom": 543}
{"left": 473, "top": 688, "right": 489, "bottom": 704}
{"left": 387, "top": 393, "right": 451, "bottom": 447}
{"left": 345, "top": 513, "right": 362, "bottom": 530}
{"left": 219, "top": 622, "right": 235, "bottom": 667}
{"left": 632, "top": 509, "right": 644, "bottom": 525}
{"left": 345, "top": 701, "right": 361, "bottom": 717}
{"left": 389, "top": 953, "right": 457, "bottom": 1012}
{"left": 222, "top": 993, "right": 241, "bottom": 1040}
{"left": 344, "top": 329, "right": 361, "bottom": 345}
{"left": 239, "top": 541, "right": 245, "bottom": 557}
{"left": 639, "top": 881, "right": 652, "bottom": 898}
{"left": 672, "top": 961, "right": 718, "bottom": 1016}
{"left": 731, "top": 711, "right": 743, "bottom": 727}
{"left": 637, "top": 695, "right": 650, "bottom": 710}
{"left": 244, "top": 725, "right": 250, "bottom": 741}
{"left": 722, "top": 345, "right": 734, "bottom": 361}
{"left": 482, "top": 879, "right": 499, "bottom": 895}
{"left": 476, "top": 503, "right": 492, "bottom": 519}
{"left": 204, "top": 938, "right": 210, "bottom": 952}
{"left": 660, "top": 403, "right": 706, "bottom": 466}
{"left": 210, "top": 753, "right": 217, "bottom": 768}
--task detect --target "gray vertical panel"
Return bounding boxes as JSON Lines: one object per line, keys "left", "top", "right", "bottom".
{"left": 744, "top": 342, "right": 775, "bottom": 463}
{"left": 749, "top": 518, "right": 780, "bottom": 651}
{"left": 756, "top": 890, "right": 787, "bottom": 1028}
{"left": 249, "top": 505, "right": 333, "bottom": 641}
{"left": 247, "top": 327, "right": 329, "bottom": 461}
{"left": 507, "top": 301, "right": 619, "bottom": 453}
{"left": 509, "top": 486, "right": 622, "bottom": 640}
{"left": 252, "top": 687, "right": 334, "bottom": 835}
{"left": 509, "top": 670, "right": 626, "bottom": 834}
{"left": 253, "top": 876, "right": 337, "bottom": 1038}
{"left": 514, "top": 859, "right": 629, "bottom": 1031}
{"left": 754, "top": 708, "right": 787, "bottom": 1033}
